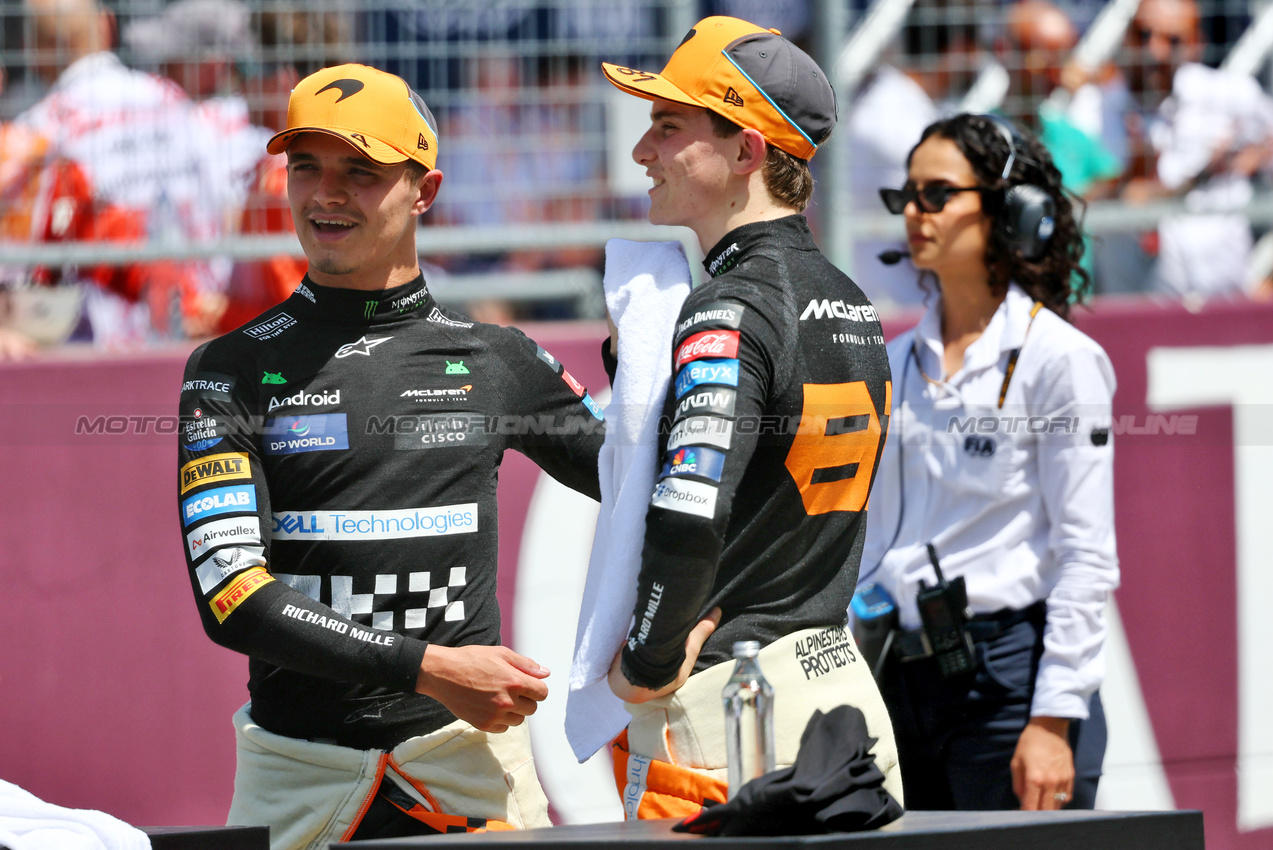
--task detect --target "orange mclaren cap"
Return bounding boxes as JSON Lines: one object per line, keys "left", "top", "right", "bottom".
{"left": 602, "top": 16, "right": 837, "bottom": 160}
{"left": 267, "top": 64, "right": 439, "bottom": 169}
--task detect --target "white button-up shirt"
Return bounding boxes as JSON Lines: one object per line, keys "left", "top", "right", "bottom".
{"left": 861, "top": 284, "right": 1119, "bottom": 719}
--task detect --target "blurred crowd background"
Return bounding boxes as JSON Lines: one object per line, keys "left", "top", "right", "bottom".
{"left": 2, "top": 0, "right": 1272, "bottom": 358}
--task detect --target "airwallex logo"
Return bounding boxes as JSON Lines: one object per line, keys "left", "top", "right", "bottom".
{"left": 263, "top": 414, "right": 350, "bottom": 455}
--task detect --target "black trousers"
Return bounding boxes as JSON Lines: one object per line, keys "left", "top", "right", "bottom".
{"left": 878, "top": 603, "right": 1107, "bottom": 811}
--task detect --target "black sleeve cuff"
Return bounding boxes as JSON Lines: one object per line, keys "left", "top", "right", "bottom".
{"left": 619, "top": 644, "right": 681, "bottom": 691}
{"left": 600, "top": 337, "right": 617, "bottom": 386}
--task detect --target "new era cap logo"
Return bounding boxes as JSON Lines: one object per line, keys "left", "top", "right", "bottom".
{"left": 418, "top": 134, "right": 429, "bottom": 151}
{"left": 316, "top": 79, "right": 364, "bottom": 102}
{"left": 724, "top": 87, "right": 744, "bottom": 107}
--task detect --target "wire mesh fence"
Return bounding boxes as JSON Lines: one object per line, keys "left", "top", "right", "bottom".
{"left": 2, "top": 0, "right": 1273, "bottom": 349}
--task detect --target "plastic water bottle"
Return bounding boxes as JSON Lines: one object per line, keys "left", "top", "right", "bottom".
{"left": 722, "top": 640, "right": 775, "bottom": 799}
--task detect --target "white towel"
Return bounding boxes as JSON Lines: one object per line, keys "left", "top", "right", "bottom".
{"left": 0, "top": 780, "right": 150, "bottom": 850}
{"left": 565, "top": 239, "right": 691, "bottom": 763}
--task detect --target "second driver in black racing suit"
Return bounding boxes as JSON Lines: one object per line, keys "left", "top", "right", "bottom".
{"left": 599, "top": 16, "right": 904, "bottom": 820}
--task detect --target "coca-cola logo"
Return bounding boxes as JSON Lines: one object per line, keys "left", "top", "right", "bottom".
{"left": 675, "top": 330, "right": 740, "bottom": 368}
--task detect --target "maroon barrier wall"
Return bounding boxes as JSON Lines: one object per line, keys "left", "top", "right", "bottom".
{"left": 1, "top": 301, "right": 1271, "bottom": 850}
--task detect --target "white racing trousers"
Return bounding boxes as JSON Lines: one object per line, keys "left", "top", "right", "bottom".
{"left": 226, "top": 703, "right": 551, "bottom": 850}
{"left": 618, "top": 625, "right": 903, "bottom": 819}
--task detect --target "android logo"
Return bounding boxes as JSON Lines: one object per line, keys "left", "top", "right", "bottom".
{"left": 262, "top": 371, "right": 287, "bottom": 385}
{"left": 445, "top": 360, "right": 470, "bottom": 375}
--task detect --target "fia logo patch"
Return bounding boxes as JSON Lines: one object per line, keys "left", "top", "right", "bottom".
{"left": 964, "top": 435, "right": 996, "bottom": 457}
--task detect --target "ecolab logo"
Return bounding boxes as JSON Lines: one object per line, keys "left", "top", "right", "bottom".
{"left": 181, "top": 485, "right": 257, "bottom": 527}
{"left": 799, "top": 299, "right": 879, "bottom": 323}
{"left": 675, "top": 330, "right": 740, "bottom": 369}
{"left": 268, "top": 389, "right": 340, "bottom": 412}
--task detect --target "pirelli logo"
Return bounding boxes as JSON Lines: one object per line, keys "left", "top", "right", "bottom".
{"left": 180, "top": 452, "right": 251, "bottom": 495}
{"left": 210, "top": 567, "right": 272, "bottom": 623}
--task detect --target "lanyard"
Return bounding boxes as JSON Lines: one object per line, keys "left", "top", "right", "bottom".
{"left": 909, "top": 301, "right": 1043, "bottom": 410}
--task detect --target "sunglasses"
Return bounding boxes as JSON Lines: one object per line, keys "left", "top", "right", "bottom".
{"left": 879, "top": 184, "right": 986, "bottom": 215}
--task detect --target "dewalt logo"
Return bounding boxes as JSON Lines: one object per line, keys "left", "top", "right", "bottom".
{"left": 180, "top": 452, "right": 251, "bottom": 495}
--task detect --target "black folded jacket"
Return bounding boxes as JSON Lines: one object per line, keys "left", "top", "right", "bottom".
{"left": 674, "top": 704, "right": 904, "bottom": 837}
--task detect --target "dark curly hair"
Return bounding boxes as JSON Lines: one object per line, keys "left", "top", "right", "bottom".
{"left": 910, "top": 113, "right": 1089, "bottom": 321}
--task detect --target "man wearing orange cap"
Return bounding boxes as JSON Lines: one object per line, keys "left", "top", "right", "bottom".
{"left": 599, "top": 17, "right": 903, "bottom": 820}
{"left": 176, "top": 64, "right": 604, "bottom": 848}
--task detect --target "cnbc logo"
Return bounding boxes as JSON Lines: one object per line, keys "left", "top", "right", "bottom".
{"left": 670, "top": 449, "right": 697, "bottom": 475}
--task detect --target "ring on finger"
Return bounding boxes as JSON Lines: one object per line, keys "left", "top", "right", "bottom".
{"left": 1053, "top": 792, "right": 1070, "bottom": 803}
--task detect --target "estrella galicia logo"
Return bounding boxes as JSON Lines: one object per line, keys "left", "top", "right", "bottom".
{"left": 264, "top": 414, "right": 350, "bottom": 455}
{"left": 316, "top": 79, "right": 364, "bottom": 102}
{"left": 661, "top": 446, "right": 726, "bottom": 482}
{"left": 674, "top": 358, "right": 740, "bottom": 398}
{"left": 964, "top": 435, "right": 996, "bottom": 457}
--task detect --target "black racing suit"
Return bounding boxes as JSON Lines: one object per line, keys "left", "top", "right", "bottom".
{"left": 177, "top": 274, "right": 603, "bottom": 749}
{"left": 619, "top": 215, "right": 893, "bottom": 689}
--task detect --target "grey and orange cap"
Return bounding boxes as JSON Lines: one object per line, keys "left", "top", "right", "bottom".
{"left": 267, "top": 64, "right": 439, "bottom": 170}
{"left": 602, "top": 16, "right": 836, "bottom": 160}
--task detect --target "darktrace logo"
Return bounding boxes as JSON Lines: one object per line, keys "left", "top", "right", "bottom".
{"left": 316, "top": 79, "right": 364, "bottom": 102}
{"left": 723, "top": 87, "right": 744, "bottom": 107}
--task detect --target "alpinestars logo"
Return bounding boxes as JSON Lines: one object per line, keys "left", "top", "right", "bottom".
{"left": 316, "top": 79, "right": 364, "bottom": 102}
{"left": 336, "top": 336, "right": 393, "bottom": 358}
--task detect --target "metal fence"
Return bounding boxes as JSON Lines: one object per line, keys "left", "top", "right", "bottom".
{"left": 3, "top": 0, "right": 1273, "bottom": 345}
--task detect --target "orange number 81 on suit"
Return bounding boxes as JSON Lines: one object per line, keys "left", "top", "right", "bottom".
{"left": 784, "top": 381, "right": 892, "bottom": 515}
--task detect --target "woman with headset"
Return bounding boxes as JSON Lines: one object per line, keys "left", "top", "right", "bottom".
{"left": 857, "top": 113, "right": 1118, "bottom": 811}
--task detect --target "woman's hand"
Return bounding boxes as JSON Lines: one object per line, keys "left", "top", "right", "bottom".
{"left": 1011, "top": 716, "right": 1075, "bottom": 809}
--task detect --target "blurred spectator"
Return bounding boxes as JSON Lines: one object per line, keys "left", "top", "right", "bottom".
{"left": 16, "top": 0, "right": 225, "bottom": 342}
{"left": 1001, "top": 0, "right": 1121, "bottom": 199}
{"left": 1119, "top": 0, "right": 1273, "bottom": 298}
{"left": 124, "top": 0, "right": 307, "bottom": 334}
{"left": 434, "top": 53, "right": 605, "bottom": 318}
{"left": 0, "top": 60, "right": 183, "bottom": 357}
{"left": 124, "top": 0, "right": 270, "bottom": 220}
{"left": 848, "top": 1, "right": 978, "bottom": 308}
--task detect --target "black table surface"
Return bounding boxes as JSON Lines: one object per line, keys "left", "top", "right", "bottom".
{"left": 142, "top": 824, "right": 269, "bottom": 850}
{"left": 332, "top": 809, "right": 1204, "bottom": 850}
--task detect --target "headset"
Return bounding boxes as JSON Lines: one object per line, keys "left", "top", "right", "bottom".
{"left": 983, "top": 114, "right": 1056, "bottom": 262}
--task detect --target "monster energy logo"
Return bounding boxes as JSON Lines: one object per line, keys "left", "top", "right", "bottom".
{"left": 363, "top": 301, "right": 377, "bottom": 319}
